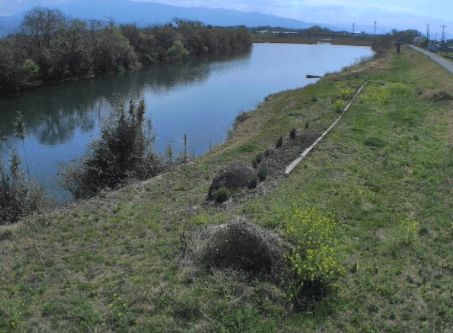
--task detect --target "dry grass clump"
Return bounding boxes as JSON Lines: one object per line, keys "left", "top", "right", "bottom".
{"left": 422, "top": 90, "right": 453, "bottom": 102}
{"left": 180, "top": 217, "right": 290, "bottom": 280}
{"left": 233, "top": 111, "right": 251, "bottom": 130}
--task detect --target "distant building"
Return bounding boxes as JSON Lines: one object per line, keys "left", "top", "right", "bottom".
{"left": 351, "top": 31, "right": 368, "bottom": 37}
{"left": 413, "top": 37, "right": 427, "bottom": 46}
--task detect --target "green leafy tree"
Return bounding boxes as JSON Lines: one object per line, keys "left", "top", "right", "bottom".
{"left": 168, "top": 40, "right": 189, "bottom": 56}
{"left": 20, "top": 59, "right": 40, "bottom": 77}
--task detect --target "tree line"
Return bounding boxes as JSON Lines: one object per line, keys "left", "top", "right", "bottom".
{"left": 0, "top": 7, "right": 252, "bottom": 96}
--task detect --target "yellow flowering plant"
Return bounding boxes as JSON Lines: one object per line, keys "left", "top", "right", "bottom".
{"left": 283, "top": 205, "right": 346, "bottom": 291}
{"left": 399, "top": 218, "right": 419, "bottom": 244}
{"left": 333, "top": 99, "right": 346, "bottom": 112}
{"left": 339, "top": 88, "right": 355, "bottom": 99}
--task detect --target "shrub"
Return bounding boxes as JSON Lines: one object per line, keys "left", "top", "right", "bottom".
{"left": 275, "top": 136, "right": 283, "bottom": 148}
{"left": 283, "top": 205, "right": 345, "bottom": 302}
{"left": 258, "top": 169, "right": 267, "bottom": 181}
{"left": 0, "top": 115, "right": 46, "bottom": 224}
{"left": 0, "top": 149, "right": 46, "bottom": 224}
{"left": 305, "top": 121, "right": 309, "bottom": 129}
{"left": 289, "top": 128, "right": 297, "bottom": 139}
{"left": 216, "top": 187, "right": 229, "bottom": 203}
{"left": 59, "top": 96, "right": 162, "bottom": 199}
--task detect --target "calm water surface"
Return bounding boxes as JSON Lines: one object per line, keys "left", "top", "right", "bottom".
{"left": 0, "top": 43, "right": 373, "bottom": 203}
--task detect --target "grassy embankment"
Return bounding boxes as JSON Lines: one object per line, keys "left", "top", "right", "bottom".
{"left": 2, "top": 46, "right": 453, "bottom": 332}
{"left": 441, "top": 53, "right": 453, "bottom": 62}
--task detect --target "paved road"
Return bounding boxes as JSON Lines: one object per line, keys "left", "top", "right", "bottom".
{"left": 407, "top": 44, "right": 453, "bottom": 75}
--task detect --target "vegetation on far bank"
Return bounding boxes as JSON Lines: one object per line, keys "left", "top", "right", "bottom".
{"left": 0, "top": 7, "right": 251, "bottom": 96}
{"left": 251, "top": 33, "right": 375, "bottom": 47}
{"left": 2, "top": 42, "right": 453, "bottom": 332}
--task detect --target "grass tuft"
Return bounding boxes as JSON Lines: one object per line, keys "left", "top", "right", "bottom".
{"left": 275, "top": 136, "right": 283, "bottom": 148}
{"left": 258, "top": 169, "right": 267, "bottom": 181}
{"left": 363, "top": 136, "right": 388, "bottom": 148}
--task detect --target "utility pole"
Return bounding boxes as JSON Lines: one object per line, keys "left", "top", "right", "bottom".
{"left": 352, "top": 23, "right": 355, "bottom": 34}
{"left": 427, "top": 24, "right": 430, "bottom": 41}
{"left": 441, "top": 25, "right": 446, "bottom": 53}
{"left": 374, "top": 21, "right": 376, "bottom": 35}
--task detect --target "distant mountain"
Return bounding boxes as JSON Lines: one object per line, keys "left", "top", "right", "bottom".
{"left": 0, "top": 0, "right": 318, "bottom": 36}
{"left": 0, "top": 0, "right": 401, "bottom": 38}
{"left": 0, "top": 12, "right": 24, "bottom": 36}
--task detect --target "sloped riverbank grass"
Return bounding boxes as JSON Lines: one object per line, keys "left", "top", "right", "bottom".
{"left": 2, "top": 46, "right": 453, "bottom": 331}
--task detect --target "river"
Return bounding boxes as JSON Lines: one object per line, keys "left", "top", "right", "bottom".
{"left": 0, "top": 43, "right": 374, "bottom": 204}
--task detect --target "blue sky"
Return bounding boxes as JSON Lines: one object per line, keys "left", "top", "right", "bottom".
{"left": 1, "top": 0, "right": 452, "bottom": 38}
{"left": 134, "top": 0, "right": 452, "bottom": 36}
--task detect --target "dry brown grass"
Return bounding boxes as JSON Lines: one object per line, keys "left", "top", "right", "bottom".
{"left": 180, "top": 216, "right": 291, "bottom": 279}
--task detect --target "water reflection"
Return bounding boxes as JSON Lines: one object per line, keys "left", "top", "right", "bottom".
{"left": 0, "top": 48, "right": 251, "bottom": 147}
{"left": 0, "top": 44, "right": 372, "bottom": 204}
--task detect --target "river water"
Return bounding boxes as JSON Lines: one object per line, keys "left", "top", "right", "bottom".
{"left": 0, "top": 43, "right": 374, "bottom": 203}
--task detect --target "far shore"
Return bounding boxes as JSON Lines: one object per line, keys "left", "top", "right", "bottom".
{"left": 251, "top": 36, "right": 374, "bottom": 47}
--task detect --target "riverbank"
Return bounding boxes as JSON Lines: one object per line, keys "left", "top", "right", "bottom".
{"left": 2, "top": 45, "right": 453, "bottom": 332}
{"left": 251, "top": 34, "right": 375, "bottom": 47}
{"left": 0, "top": 19, "right": 251, "bottom": 98}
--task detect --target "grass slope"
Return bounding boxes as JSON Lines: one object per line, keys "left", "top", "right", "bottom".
{"left": 1, "top": 46, "right": 453, "bottom": 332}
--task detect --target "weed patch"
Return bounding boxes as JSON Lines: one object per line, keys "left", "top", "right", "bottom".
{"left": 236, "top": 142, "right": 260, "bottom": 153}
{"left": 364, "top": 136, "right": 388, "bottom": 148}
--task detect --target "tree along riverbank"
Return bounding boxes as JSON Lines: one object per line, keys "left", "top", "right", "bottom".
{"left": 0, "top": 7, "right": 251, "bottom": 97}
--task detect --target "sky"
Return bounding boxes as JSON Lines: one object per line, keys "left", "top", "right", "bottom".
{"left": 133, "top": 0, "right": 453, "bottom": 37}
{"left": 1, "top": 0, "right": 452, "bottom": 38}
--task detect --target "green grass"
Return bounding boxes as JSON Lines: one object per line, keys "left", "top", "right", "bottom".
{"left": 2, "top": 46, "right": 453, "bottom": 332}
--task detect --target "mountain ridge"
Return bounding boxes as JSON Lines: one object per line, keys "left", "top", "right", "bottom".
{"left": 0, "top": 0, "right": 352, "bottom": 36}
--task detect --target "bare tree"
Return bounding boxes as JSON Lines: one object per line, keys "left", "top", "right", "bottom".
{"left": 21, "top": 7, "right": 67, "bottom": 48}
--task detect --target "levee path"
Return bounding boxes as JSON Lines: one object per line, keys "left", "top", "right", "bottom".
{"left": 407, "top": 44, "right": 453, "bottom": 75}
